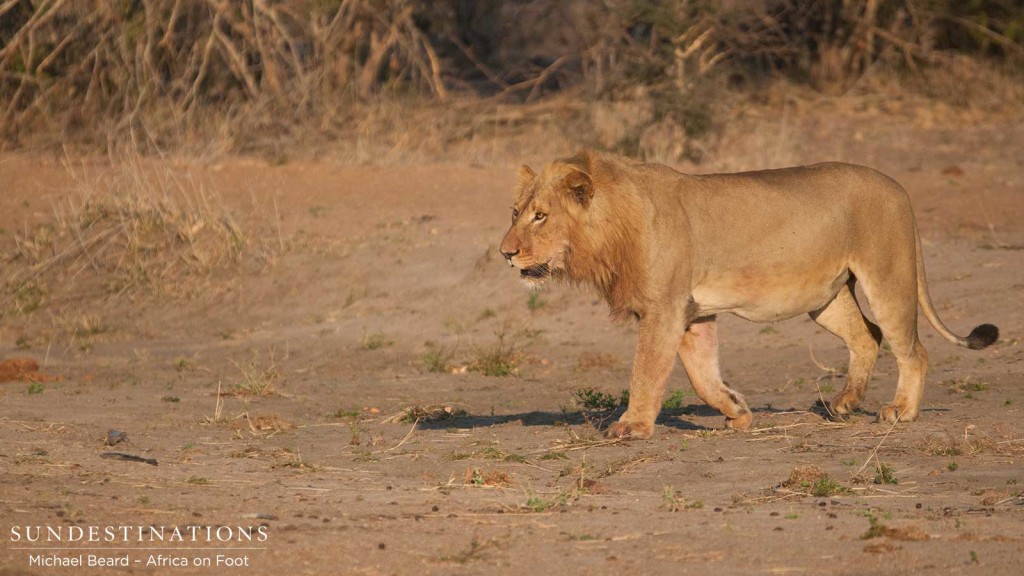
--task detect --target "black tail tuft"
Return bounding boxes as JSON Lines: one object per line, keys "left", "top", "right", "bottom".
{"left": 966, "top": 324, "right": 999, "bottom": 350}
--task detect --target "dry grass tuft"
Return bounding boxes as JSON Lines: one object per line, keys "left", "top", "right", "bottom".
{"left": 470, "top": 320, "right": 521, "bottom": 377}
{"left": 463, "top": 468, "right": 511, "bottom": 487}
{"left": 382, "top": 405, "right": 467, "bottom": 425}
{"left": 231, "top": 349, "right": 281, "bottom": 397}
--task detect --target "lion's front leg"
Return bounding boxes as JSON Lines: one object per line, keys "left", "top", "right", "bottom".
{"left": 606, "top": 312, "right": 685, "bottom": 440}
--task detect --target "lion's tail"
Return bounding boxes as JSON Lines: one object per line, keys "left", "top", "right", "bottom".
{"left": 915, "top": 225, "right": 999, "bottom": 350}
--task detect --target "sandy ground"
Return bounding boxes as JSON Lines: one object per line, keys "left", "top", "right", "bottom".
{"left": 1, "top": 109, "right": 1023, "bottom": 575}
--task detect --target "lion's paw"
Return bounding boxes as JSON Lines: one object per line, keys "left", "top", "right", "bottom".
{"left": 725, "top": 410, "right": 752, "bottom": 430}
{"left": 605, "top": 420, "right": 653, "bottom": 440}
{"left": 828, "top": 392, "right": 860, "bottom": 419}
{"left": 877, "top": 403, "right": 918, "bottom": 423}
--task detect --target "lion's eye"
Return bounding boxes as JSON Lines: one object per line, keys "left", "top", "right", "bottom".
{"left": 512, "top": 208, "right": 519, "bottom": 221}
{"left": 534, "top": 212, "right": 547, "bottom": 222}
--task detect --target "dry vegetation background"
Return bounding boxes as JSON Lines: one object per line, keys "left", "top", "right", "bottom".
{"left": 2, "top": 3, "right": 1024, "bottom": 574}
{"left": 0, "top": 0, "right": 1022, "bottom": 158}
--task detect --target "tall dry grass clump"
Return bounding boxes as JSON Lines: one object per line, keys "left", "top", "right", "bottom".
{"left": 0, "top": 0, "right": 448, "bottom": 150}
{"left": 0, "top": 151, "right": 260, "bottom": 317}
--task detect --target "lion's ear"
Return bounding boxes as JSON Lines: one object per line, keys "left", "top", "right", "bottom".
{"left": 564, "top": 169, "right": 594, "bottom": 207}
{"left": 518, "top": 165, "right": 535, "bottom": 187}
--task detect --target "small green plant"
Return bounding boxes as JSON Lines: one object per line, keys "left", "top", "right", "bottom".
{"left": 660, "top": 487, "right": 702, "bottom": 511}
{"left": 540, "top": 452, "right": 568, "bottom": 461}
{"left": 811, "top": 477, "right": 851, "bottom": 497}
{"left": 333, "top": 408, "right": 361, "bottom": 420}
{"left": 347, "top": 421, "right": 363, "bottom": 446}
{"left": 662, "top": 389, "right": 688, "bottom": 410}
{"left": 174, "top": 357, "right": 194, "bottom": 372}
{"left": 873, "top": 463, "right": 898, "bottom": 485}
{"left": 525, "top": 494, "right": 566, "bottom": 513}
{"left": 759, "top": 326, "right": 779, "bottom": 335}
{"left": 14, "top": 283, "right": 44, "bottom": 314}
{"left": 473, "top": 351, "right": 516, "bottom": 376}
{"left": 571, "top": 387, "right": 622, "bottom": 412}
{"left": 860, "top": 514, "right": 886, "bottom": 539}
{"left": 353, "top": 450, "right": 378, "bottom": 462}
{"left": 439, "top": 535, "right": 503, "bottom": 564}
{"left": 422, "top": 342, "right": 455, "bottom": 373}
{"left": 186, "top": 475, "right": 210, "bottom": 485}
{"left": 932, "top": 445, "right": 962, "bottom": 457}
{"left": 947, "top": 462, "right": 959, "bottom": 472}
{"left": 471, "top": 325, "right": 518, "bottom": 377}
{"left": 27, "top": 383, "right": 44, "bottom": 395}
{"left": 661, "top": 486, "right": 683, "bottom": 512}
{"left": 360, "top": 331, "right": 392, "bottom": 351}
{"left": 15, "top": 335, "right": 31, "bottom": 350}
{"left": 526, "top": 291, "right": 547, "bottom": 311}
{"left": 563, "top": 532, "right": 598, "bottom": 541}
{"left": 476, "top": 445, "right": 506, "bottom": 460}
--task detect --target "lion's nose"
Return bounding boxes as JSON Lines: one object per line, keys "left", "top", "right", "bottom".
{"left": 500, "top": 248, "right": 519, "bottom": 261}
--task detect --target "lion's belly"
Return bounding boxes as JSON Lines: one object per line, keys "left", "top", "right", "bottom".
{"left": 691, "top": 268, "right": 850, "bottom": 323}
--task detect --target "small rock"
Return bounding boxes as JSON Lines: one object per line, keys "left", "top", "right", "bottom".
{"left": 106, "top": 430, "right": 128, "bottom": 446}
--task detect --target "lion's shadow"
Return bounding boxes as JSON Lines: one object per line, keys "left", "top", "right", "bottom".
{"left": 413, "top": 403, "right": 810, "bottom": 433}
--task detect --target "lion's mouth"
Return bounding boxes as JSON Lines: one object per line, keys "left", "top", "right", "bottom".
{"left": 520, "top": 263, "right": 551, "bottom": 279}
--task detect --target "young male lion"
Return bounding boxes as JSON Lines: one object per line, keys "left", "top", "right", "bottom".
{"left": 499, "top": 150, "right": 998, "bottom": 439}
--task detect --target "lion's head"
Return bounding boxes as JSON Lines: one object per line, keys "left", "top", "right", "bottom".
{"left": 498, "top": 159, "right": 594, "bottom": 286}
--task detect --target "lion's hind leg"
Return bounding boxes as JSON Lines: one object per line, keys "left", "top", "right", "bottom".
{"left": 678, "top": 318, "right": 752, "bottom": 430}
{"left": 854, "top": 251, "right": 929, "bottom": 423}
{"left": 809, "top": 282, "right": 881, "bottom": 418}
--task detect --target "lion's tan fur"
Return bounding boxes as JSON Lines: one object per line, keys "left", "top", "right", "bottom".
{"left": 499, "top": 150, "right": 998, "bottom": 439}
